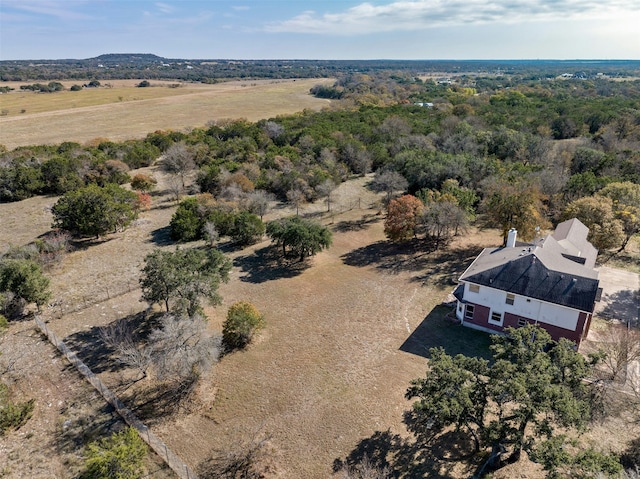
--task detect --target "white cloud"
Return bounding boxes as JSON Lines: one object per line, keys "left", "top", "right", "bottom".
{"left": 155, "top": 2, "right": 175, "bottom": 15}
{"left": 2, "top": 0, "right": 94, "bottom": 21}
{"left": 265, "top": 0, "right": 640, "bottom": 35}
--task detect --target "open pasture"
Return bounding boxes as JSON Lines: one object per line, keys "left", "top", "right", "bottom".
{"left": 0, "top": 78, "right": 333, "bottom": 149}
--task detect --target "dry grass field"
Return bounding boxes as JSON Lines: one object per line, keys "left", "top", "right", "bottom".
{"left": 0, "top": 78, "right": 333, "bottom": 149}
{"left": 1, "top": 171, "right": 637, "bottom": 478}
{"left": 0, "top": 172, "right": 493, "bottom": 478}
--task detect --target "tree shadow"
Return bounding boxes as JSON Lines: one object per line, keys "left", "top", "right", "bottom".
{"left": 63, "top": 325, "right": 122, "bottom": 374}
{"left": 54, "top": 400, "right": 121, "bottom": 453}
{"left": 331, "top": 214, "right": 382, "bottom": 233}
{"left": 399, "top": 305, "right": 492, "bottom": 360}
{"left": 340, "top": 238, "right": 436, "bottom": 274}
{"left": 68, "top": 236, "right": 114, "bottom": 250}
{"left": 148, "top": 225, "right": 173, "bottom": 246}
{"left": 126, "top": 376, "right": 198, "bottom": 423}
{"left": 333, "top": 427, "right": 475, "bottom": 479}
{"left": 233, "top": 244, "right": 311, "bottom": 284}
{"left": 63, "top": 311, "right": 156, "bottom": 375}
{"left": 409, "top": 244, "right": 484, "bottom": 287}
{"left": 599, "top": 248, "right": 640, "bottom": 272}
{"left": 598, "top": 289, "right": 640, "bottom": 326}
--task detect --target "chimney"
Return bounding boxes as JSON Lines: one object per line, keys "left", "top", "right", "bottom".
{"left": 506, "top": 228, "right": 517, "bottom": 248}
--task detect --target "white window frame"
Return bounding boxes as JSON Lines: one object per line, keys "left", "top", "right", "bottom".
{"left": 465, "top": 304, "right": 475, "bottom": 320}
{"left": 469, "top": 284, "right": 480, "bottom": 294}
{"left": 517, "top": 317, "right": 528, "bottom": 327}
{"left": 506, "top": 293, "right": 515, "bottom": 305}
{"left": 489, "top": 311, "right": 503, "bottom": 326}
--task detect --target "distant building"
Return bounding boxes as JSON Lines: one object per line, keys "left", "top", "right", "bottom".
{"left": 453, "top": 218, "right": 601, "bottom": 346}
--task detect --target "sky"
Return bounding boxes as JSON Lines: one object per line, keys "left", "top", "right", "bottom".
{"left": 1, "top": 0, "right": 639, "bottom": 61}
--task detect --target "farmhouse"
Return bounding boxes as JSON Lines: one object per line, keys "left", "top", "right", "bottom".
{"left": 453, "top": 218, "right": 601, "bottom": 346}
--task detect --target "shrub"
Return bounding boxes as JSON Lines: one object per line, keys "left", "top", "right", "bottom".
{"left": 229, "top": 211, "right": 265, "bottom": 246}
{"left": 83, "top": 427, "right": 146, "bottom": 479}
{"left": 223, "top": 301, "right": 265, "bottom": 351}
{"left": 130, "top": 173, "right": 157, "bottom": 192}
{"left": 0, "top": 384, "right": 35, "bottom": 435}
{"left": 198, "top": 434, "right": 276, "bottom": 479}
{"left": 0, "top": 259, "right": 51, "bottom": 316}
{"left": 135, "top": 192, "right": 152, "bottom": 211}
{"left": 170, "top": 197, "right": 202, "bottom": 242}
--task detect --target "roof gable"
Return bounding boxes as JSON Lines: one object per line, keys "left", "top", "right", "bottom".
{"left": 550, "top": 218, "right": 598, "bottom": 268}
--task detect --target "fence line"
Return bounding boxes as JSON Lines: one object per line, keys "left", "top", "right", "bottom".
{"left": 49, "top": 280, "right": 137, "bottom": 318}
{"left": 34, "top": 316, "right": 198, "bottom": 479}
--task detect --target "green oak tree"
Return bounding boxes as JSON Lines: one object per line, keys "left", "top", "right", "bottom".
{"left": 140, "top": 248, "right": 231, "bottom": 316}
{"left": 598, "top": 181, "right": 640, "bottom": 252}
{"left": 82, "top": 427, "right": 146, "bottom": 479}
{"left": 0, "top": 259, "right": 51, "bottom": 316}
{"left": 561, "top": 196, "right": 625, "bottom": 251}
{"left": 406, "top": 325, "right": 602, "bottom": 475}
{"left": 266, "top": 216, "right": 332, "bottom": 261}
{"left": 51, "top": 183, "right": 138, "bottom": 238}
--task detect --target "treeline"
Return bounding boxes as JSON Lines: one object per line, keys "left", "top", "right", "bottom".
{"left": 2, "top": 55, "right": 639, "bottom": 82}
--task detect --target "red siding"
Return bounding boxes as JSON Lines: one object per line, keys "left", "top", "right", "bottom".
{"left": 466, "top": 303, "right": 503, "bottom": 333}
{"left": 464, "top": 303, "right": 588, "bottom": 347}
{"left": 503, "top": 312, "right": 583, "bottom": 345}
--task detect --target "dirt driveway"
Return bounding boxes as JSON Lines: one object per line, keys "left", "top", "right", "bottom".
{"left": 594, "top": 266, "right": 640, "bottom": 326}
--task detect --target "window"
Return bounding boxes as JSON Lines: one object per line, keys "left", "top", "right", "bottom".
{"left": 469, "top": 284, "right": 480, "bottom": 293}
{"left": 506, "top": 293, "right": 515, "bottom": 305}
{"left": 465, "top": 304, "right": 475, "bottom": 320}
{"left": 489, "top": 311, "right": 503, "bottom": 326}
{"left": 517, "top": 318, "right": 527, "bottom": 327}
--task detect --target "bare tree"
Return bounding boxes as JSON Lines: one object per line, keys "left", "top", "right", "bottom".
{"left": 286, "top": 188, "right": 306, "bottom": 216}
{"left": 262, "top": 120, "right": 284, "bottom": 140}
{"left": 198, "top": 433, "right": 277, "bottom": 479}
{"left": 245, "top": 190, "right": 273, "bottom": 220}
{"left": 371, "top": 170, "right": 408, "bottom": 205}
{"left": 148, "top": 314, "right": 222, "bottom": 382}
{"left": 99, "top": 319, "right": 152, "bottom": 380}
{"left": 100, "top": 314, "right": 222, "bottom": 391}
{"left": 166, "top": 173, "right": 185, "bottom": 203}
{"left": 203, "top": 221, "right": 219, "bottom": 246}
{"left": 353, "top": 150, "right": 373, "bottom": 176}
{"left": 337, "top": 455, "right": 391, "bottom": 479}
{"left": 420, "top": 200, "right": 469, "bottom": 250}
{"left": 315, "top": 179, "right": 337, "bottom": 212}
{"left": 162, "top": 142, "right": 196, "bottom": 190}
{"left": 600, "top": 323, "right": 640, "bottom": 383}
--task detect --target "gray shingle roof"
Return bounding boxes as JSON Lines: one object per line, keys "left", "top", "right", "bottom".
{"left": 550, "top": 218, "right": 598, "bottom": 268}
{"left": 459, "top": 247, "right": 599, "bottom": 312}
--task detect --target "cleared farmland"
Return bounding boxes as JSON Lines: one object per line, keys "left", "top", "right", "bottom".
{"left": 0, "top": 78, "right": 333, "bottom": 149}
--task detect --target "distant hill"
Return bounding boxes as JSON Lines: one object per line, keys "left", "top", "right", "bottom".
{"left": 88, "top": 53, "right": 167, "bottom": 64}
